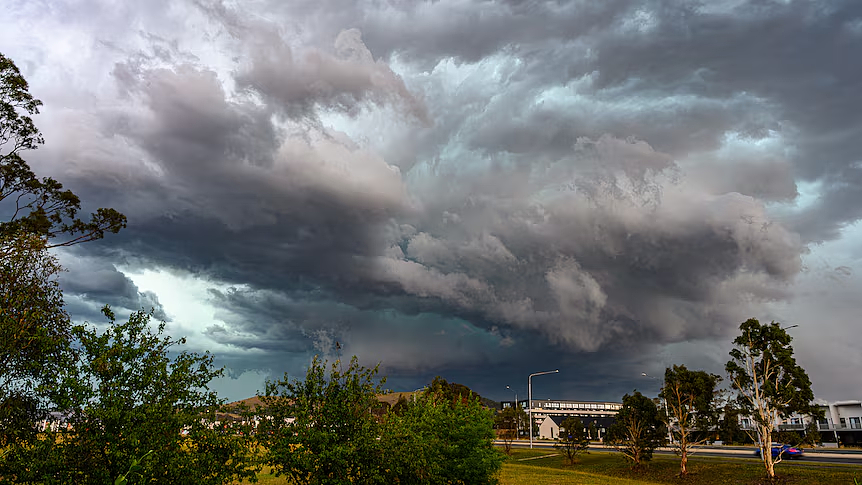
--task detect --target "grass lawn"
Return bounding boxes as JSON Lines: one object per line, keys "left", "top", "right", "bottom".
{"left": 501, "top": 448, "right": 862, "bottom": 485}
{"left": 238, "top": 449, "right": 862, "bottom": 484}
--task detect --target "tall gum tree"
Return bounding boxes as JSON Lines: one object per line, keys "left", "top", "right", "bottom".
{"left": 725, "top": 318, "right": 821, "bottom": 481}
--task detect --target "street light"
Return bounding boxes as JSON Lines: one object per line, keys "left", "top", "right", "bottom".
{"left": 506, "top": 385, "right": 521, "bottom": 439}
{"left": 529, "top": 369, "right": 559, "bottom": 449}
{"left": 642, "top": 372, "right": 673, "bottom": 444}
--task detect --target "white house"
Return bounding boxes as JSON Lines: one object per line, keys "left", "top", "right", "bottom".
{"left": 502, "top": 399, "right": 621, "bottom": 440}
{"left": 539, "top": 415, "right": 567, "bottom": 440}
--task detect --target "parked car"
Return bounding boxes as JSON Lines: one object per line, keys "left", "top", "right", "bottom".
{"left": 754, "top": 443, "right": 804, "bottom": 459}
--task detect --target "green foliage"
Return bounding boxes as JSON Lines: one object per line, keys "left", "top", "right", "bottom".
{"left": 382, "top": 385, "right": 504, "bottom": 484}
{"left": 773, "top": 430, "right": 802, "bottom": 447}
{"left": 2, "top": 307, "right": 257, "bottom": 485}
{"left": 0, "top": 52, "right": 126, "bottom": 248}
{"left": 114, "top": 450, "right": 154, "bottom": 485}
{"left": 725, "top": 318, "right": 822, "bottom": 479}
{"left": 554, "top": 417, "right": 590, "bottom": 465}
{"left": 260, "top": 360, "right": 503, "bottom": 485}
{"left": 426, "top": 376, "right": 476, "bottom": 405}
{"left": 260, "top": 356, "right": 387, "bottom": 485}
{"left": 495, "top": 405, "right": 526, "bottom": 455}
{"left": 659, "top": 365, "right": 721, "bottom": 475}
{"left": 803, "top": 419, "right": 822, "bottom": 446}
{"left": 1, "top": 53, "right": 125, "bottom": 462}
{"left": 717, "top": 402, "right": 748, "bottom": 445}
{"left": 604, "top": 391, "right": 667, "bottom": 468}
{"left": 0, "top": 232, "right": 71, "bottom": 449}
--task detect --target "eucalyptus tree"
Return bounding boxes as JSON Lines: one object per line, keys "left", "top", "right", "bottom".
{"left": 659, "top": 365, "right": 721, "bottom": 476}
{"left": 726, "top": 318, "right": 821, "bottom": 480}
{"left": 604, "top": 391, "right": 667, "bottom": 469}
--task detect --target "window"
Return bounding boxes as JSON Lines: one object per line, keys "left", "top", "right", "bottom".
{"left": 850, "top": 417, "right": 862, "bottom": 430}
{"left": 840, "top": 418, "right": 846, "bottom": 428}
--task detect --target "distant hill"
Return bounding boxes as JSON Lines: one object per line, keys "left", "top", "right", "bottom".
{"left": 226, "top": 395, "right": 267, "bottom": 410}
{"left": 229, "top": 379, "right": 500, "bottom": 413}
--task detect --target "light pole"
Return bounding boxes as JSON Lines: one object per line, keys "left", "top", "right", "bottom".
{"left": 642, "top": 372, "right": 673, "bottom": 445}
{"left": 529, "top": 369, "right": 559, "bottom": 449}
{"left": 506, "top": 385, "right": 520, "bottom": 438}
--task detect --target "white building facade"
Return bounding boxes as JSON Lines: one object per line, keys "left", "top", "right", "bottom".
{"left": 500, "top": 399, "right": 622, "bottom": 440}
{"left": 739, "top": 400, "right": 862, "bottom": 446}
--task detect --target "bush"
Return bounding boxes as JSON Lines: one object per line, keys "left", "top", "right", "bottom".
{"left": 382, "top": 385, "right": 503, "bottom": 484}
{"left": 261, "top": 362, "right": 503, "bottom": 485}
{"left": 2, "top": 307, "right": 257, "bottom": 485}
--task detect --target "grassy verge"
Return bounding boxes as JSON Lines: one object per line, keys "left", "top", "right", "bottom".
{"left": 237, "top": 448, "right": 862, "bottom": 484}
{"left": 502, "top": 448, "right": 862, "bottom": 484}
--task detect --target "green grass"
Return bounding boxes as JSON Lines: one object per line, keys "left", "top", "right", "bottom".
{"left": 502, "top": 448, "right": 862, "bottom": 484}
{"left": 238, "top": 449, "right": 862, "bottom": 484}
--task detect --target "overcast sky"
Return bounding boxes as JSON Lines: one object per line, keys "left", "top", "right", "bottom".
{"left": 3, "top": 0, "right": 861, "bottom": 403}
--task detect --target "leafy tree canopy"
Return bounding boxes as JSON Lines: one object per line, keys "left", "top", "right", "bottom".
{"left": 494, "top": 404, "right": 525, "bottom": 455}
{"left": 725, "top": 318, "right": 822, "bottom": 480}
{"left": 659, "top": 364, "right": 721, "bottom": 475}
{"left": 554, "top": 417, "right": 590, "bottom": 465}
{"left": 604, "top": 391, "right": 667, "bottom": 468}
{"left": 2, "top": 307, "right": 257, "bottom": 485}
{"left": 0, "top": 232, "right": 70, "bottom": 448}
{"left": 0, "top": 52, "right": 125, "bottom": 248}
{"left": 260, "top": 360, "right": 503, "bottom": 485}
{"left": 260, "top": 356, "right": 387, "bottom": 485}
{"left": 383, "top": 383, "right": 503, "bottom": 484}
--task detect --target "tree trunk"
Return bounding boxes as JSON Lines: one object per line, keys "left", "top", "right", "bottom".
{"left": 765, "top": 451, "right": 775, "bottom": 480}
{"left": 761, "top": 426, "right": 776, "bottom": 480}
{"left": 678, "top": 426, "right": 688, "bottom": 476}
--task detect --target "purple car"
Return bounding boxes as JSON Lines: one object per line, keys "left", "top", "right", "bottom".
{"left": 754, "top": 443, "right": 804, "bottom": 460}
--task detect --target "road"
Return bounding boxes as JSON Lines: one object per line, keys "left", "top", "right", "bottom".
{"left": 496, "top": 441, "right": 862, "bottom": 466}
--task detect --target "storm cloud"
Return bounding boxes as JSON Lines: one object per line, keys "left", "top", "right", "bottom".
{"left": 3, "top": 0, "right": 861, "bottom": 401}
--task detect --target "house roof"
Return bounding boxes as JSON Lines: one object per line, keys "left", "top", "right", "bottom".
{"left": 544, "top": 415, "right": 567, "bottom": 426}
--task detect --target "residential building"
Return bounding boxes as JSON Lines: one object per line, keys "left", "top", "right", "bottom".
{"left": 815, "top": 400, "right": 862, "bottom": 445}
{"left": 538, "top": 414, "right": 617, "bottom": 440}
{"left": 738, "top": 400, "right": 862, "bottom": 446}
{"left": 502, "top": 398, "right": 622, "bottom": 440}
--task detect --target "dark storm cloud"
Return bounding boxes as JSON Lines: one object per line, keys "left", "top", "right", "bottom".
{"left": 57, "top": 252, "right": 166, "bottom": 322}
{"left": 59, "top": 1, "right": 804, "bottom": 350}
{"left": 7, "top": 0, "right": 862, "bottom": 400}
{"left": 343, "top": 0, "right": 862, "bottom": 241}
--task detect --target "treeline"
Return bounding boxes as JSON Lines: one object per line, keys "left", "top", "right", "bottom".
{"left": 532, "top": 319, "right": 821, "bottom": 481}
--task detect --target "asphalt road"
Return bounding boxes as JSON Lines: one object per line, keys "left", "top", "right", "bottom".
{"left": 497, "top": 441, "right": 862, "bottom": 467}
